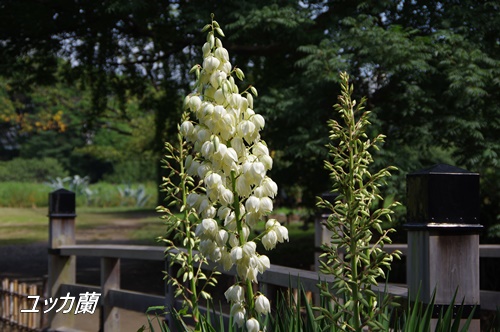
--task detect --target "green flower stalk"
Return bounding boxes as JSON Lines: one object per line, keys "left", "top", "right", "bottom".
{"left": 165, "top": 15, "right": 288, "bottom": 330}
{"left": 317, "top": 72, "right": 401, "bottom": 331}
{"left": 158, "top": 111, "right": 219, "bottom": 327}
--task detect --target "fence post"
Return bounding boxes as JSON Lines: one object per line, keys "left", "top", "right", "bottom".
{"left": 101, "top": 257, "right": 120, "bottom": 331}
{"left": 47, "top": 188, "right": 77, "bottom": 330}
{"left": 404, "top": 164, "right": 482, "bottom": 331}
{"left": 314, "top": 192, "right": 338, "bottom": 305}
{"left": 165, "top": 256, "right": 175, "bottom": 331}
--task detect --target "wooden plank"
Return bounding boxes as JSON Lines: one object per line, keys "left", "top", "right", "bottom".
{"left": 481, "top": 290, "right": 500, "bottom": 311}
{"left": 60, "top": 283, "right": 101, "bottom": 297}
{"left": 478, "top": 244, "right": 500, "bottom": 258}
{"left": 108, "top": 289, "right": 165, "bottom": 313}
{"left": 59, "top": 245, "right": 165, "bottom": 261}
{"left": 57, "top": 243, "right": 500, "bottom": 261}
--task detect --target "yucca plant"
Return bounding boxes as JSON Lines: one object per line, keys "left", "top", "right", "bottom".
{"left": 316, "top": 72, "right": 401, "bottom": 331}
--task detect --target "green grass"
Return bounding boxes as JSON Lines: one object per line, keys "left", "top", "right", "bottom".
{"left": 0, "top": 207, "right": 166, "bottom": 245}
{"left": 0, "top": 206, "right": 315, "bottom": 267}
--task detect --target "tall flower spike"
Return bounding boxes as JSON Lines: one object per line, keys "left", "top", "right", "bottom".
{"left": 183, "top": 16, "right": 289, "bottom": 324}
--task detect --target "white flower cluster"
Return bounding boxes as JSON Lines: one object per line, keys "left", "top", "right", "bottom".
{"left": 225, "top": 285, "right": 270, "bottom": 330}
{"left": 181, "top": 21, "right": 289, "bottom": 329}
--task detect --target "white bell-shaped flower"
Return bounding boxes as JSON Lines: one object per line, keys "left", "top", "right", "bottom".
{"left": 246, "top": 318, "right": 260, "bottom": 332}
{"left": 230, "top": 303, "right": 246, "bottom": 328}
{"left": 262, "top": 230, "right": 277, "bottom": 250}
{"left": 224, "top": 284, "right": 245, "bottom": 303}
{"left": 255, "top": 294, "right": 271, "bottom": 315}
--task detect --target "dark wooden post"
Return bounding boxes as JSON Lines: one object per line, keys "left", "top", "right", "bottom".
{"left": 404, "top": 164, "right": 482, "bottom": 331}
{"left": 101, "top": 257, "right": 120, "bottom": 331}
{"left": 314, "top": 192, "right": 338, "bottom": 305}
{"left": 165, "top": 257, "right": 175, "bottom": 331}
{"left": 47, "top": 189, "right": 77, "bottom": 330}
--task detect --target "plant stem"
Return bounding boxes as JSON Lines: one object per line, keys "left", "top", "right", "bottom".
{"left": 179, "top": 135, "right": 199, "bottom": 324}
{"left": 347, "top": 95, "right": 361, "bottom": 331}
{"left": 231, "top": 171, "right": 255, "bottom": 316}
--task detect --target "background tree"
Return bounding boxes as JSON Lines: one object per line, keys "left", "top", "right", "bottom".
{"left": 0, "top": 0, "right": 498, "bottom": 234}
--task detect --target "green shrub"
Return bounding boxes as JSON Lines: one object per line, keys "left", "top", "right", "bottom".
{"left": 103, "top": 159, "right": 157, "bottom": 183}
{"left": 0, "top": 157, "right": 68, "bottom": 182}
{"left": 0, "top": 181, "right": 157, "bottom": 208}
{"left": 0, "top": 182, "right": 51, "bottom": 207}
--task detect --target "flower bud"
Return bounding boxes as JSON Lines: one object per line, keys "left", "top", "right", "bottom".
{"left": 221, "top": 61, "right": 232, "bottom": 74}
{"left": 188, "top": 95, "right": 202, "bottom": 112}
{"left": 246, "top": 92, "right": 253, "bottom": 109}
{"left": 180, "top": 121, "right": 194, "bottom": 138}
{"left": 202, "top": 42, "right": 211, "bottom": 57}
{"left": 203, "top": 55, "right": 220, "bottom": 73}
{"left": 215, "top": 47, "right": 229, "bottom": 62}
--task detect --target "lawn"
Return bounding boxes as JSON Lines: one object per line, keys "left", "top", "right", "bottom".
{"left": 0, "top": 207, "right": 315, "bottom": 267}
{"left": 0, "top": 207, "right": 163, "bottom": 245}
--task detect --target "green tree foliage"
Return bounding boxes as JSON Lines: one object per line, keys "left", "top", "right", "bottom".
{"left": 0, "top": 0, "right": 498, "bottom": 230}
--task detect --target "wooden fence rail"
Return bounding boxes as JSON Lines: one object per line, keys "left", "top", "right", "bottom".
{"left": 45, "top": 242, "right": 500, "bottom": 332}
{"left": 0, "top": 278, "right": 43, "bottom": 331}
{"left": 44, "top": 189, "right": 500, "bottom": 331}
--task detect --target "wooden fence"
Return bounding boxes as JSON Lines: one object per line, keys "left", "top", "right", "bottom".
{"left": 46, "top": 242, "right": 500, "bottom": 331}
{"left": 0, "top": 278, "right": 44, "bottom": 331}
{"left": 41, "top": 188, "right": 500, "bottom": 331}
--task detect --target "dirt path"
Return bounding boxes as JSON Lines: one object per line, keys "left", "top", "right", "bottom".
{"left": 0, "top": 217, "right": 168, "bottom": 331}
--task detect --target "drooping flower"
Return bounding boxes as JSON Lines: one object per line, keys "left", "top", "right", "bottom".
{"left": 246, "top": 318, "right": 260, "bottom": 332}
{"left": 254, "top": 294, "right": 271, "bottom": 315}
{"left": 224, "top": 285, "right": 245, "bottom": 303}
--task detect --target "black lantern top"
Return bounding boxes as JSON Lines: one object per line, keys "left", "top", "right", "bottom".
{"left": 405, "top": 164, "right": 482, "bottom": 233}
{"left": 49, "top": 188, "right": 76, "bottom": 218}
